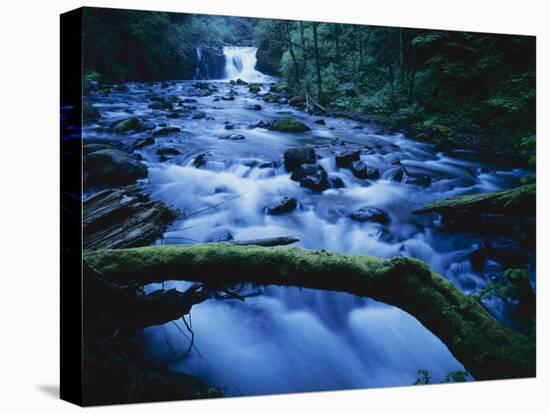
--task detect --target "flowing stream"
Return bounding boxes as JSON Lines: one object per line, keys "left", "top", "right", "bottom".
{"left": 83, "top": 47, "right": 531, "bottom": 396}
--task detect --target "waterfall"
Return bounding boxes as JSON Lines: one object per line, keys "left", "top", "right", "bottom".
{"left": 223, "top": 46, "right": 270, "bottom": 82}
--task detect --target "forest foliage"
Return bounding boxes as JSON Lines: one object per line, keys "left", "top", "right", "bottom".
{"left": 82, "top": 8, "right": 536, "bottom": 164}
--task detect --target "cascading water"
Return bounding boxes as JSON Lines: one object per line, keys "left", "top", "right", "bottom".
{"left": 223, "top": 46, "right": 270, "bottom": 82}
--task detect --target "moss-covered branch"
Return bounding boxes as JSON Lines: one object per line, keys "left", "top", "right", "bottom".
{"left": 85, "top": 244, "right": 535, "bottom": 381}
{"left": 412, "top": 184, "right": 535, "bottom": 217}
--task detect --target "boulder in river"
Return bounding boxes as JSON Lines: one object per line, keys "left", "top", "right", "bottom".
{"left": 468, "top": 237, "right": 527, "bottom": 270}
{"left": 133, "top": 137, "right": 155, "bottom": 149}
{"left": 219, "top": 134, "right": 246, "bottom": 141}
{"left": 109, "top": 117, "right": 150, "bottom": 133}
{"left": 266, "top": 196, "right": 298, "bottom": 215}
{"left": 269, "top": 118, "right": 310, "bottom": 133}
{"left": 249, "top": 84, "right": 261, "bottom": 93}
{"left": 283, "top": 147, "right": 316, "bottom": 172}
{"left": 291, "top": 164, "right": 330, "bottom": 192}
{"left": 250, "top": 120, "right": 270, "bottom": 129}
{"left": 84, "top": 149, "right": 147, "bottom": 188}
{"left": 193, "top": 153, "right": 208, "bottom": 168}
{"left": 350, "top": 160, "right": 380, "bottom": 179}
{"left": 221, "top": 96, "right": 235, "bottom": 101}
{"left": 335, "top": 150, "right": 360, "bottom": 168}
{"left": 152, "top": 127, "right": 181, "bottom": 137}
{"left": 315, "top": 119, "right": 326, "bottom": 125}
{"left": 349, "top": 206, "right": 390, "bottom": 224}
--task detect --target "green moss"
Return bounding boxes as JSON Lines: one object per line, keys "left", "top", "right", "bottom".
{"left": 249, "top": 84, "right": 261, "bottom": 93}
{"left": 109, "top": 117, "right": 146, "bottom": 133}
{"left": 85, "top": 244, "right": 535, "bottom": 381}
{"left": 413, "top": 184, "right": 535, "bottom": 217}
{"left": 269, "top": 118, "right": 310, "bottom": 133}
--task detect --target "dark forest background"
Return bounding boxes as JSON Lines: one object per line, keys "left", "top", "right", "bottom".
{"left": 82, "top": 7, "right": 536, "bottom": 166}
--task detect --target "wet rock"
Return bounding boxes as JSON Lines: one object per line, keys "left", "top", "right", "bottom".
{"left": 133, "top": 137, "right": 155, "bottom": 149}
{"left": 219, "top": 134, "right": 246, "bottom": 141}
{"left": 193, "top": 153, "right": 207, "bottom": 168}
{"left": 84, "top": 149, "right": 147, "bottom": 188}
{"left": 204, "top": 228, "right": 234, "bottom": 243}
{"left": 182, "top": 98, "right": 197, "bottom": 103}
{"left": 469, "top": 237, "right": 527, "bottom": 270}
{"left": 83, "top": 103, "right": 101, "bottom": 123}
{"left": 192, "top": 112, "right": 206, "bottom": 119}
{"left": 258, "top": 161, "right": 279, "bottom": 169}
{"left": 249, "top": 84, "right": 261, "bottom": 93}
{"left": 148, "top": 100, "right": 173, "bottom": 111}
{"left": 335, "top": 150, "right": 360, "bottom": 168}
{"left": 277, "top": 98, "right": 287, "bottom": 104}
{"left": 224, "top": 123, "right": 235, "bottom": 130}
{"left": 390, "top": 167, "right": 406, "bottom": 182}
{"left": 156, "top": 147, "right": 181, "bottom": 156}
{"left": 266, "top": 196, "right": 297, "bottom": 214}
{"left": 167, "top": 111, "right": 181, "bottom": 119}
{"left": 290, "top": 164, "right": 330, "bottom": 192}
{"left": 221, "top": 96, "right": 235, "bottom": 101}
{"left": 235, "top": 78, "right": 247, "bottom": 85}
{"left": 350, "top": 161, "right": 380, "bottom": 179}
{"left": 133, "top": 153, "right": 143, "bottom": 161}
{"left": 269, "top": 118, "right": 310, "bottom": 133}
{"left": 315, "top": 119, "right": 326, "bottom": 125}
{"left": 109, "top": 117, "right": 150, "bottom": 133}
{"left": 152, "top": 127, "right": 181, "bottom": 137}
{"left": 329, "top": 176, "right": 346, "bottom": 188}
{"left": 349, "top": 206, "right": 390, "bottom": 224}
{"left": 83, "top": 143, "right": 111, "bottom": 155}
{"left": 245, "top": 104, "right": 262, "bottom": 111}
{"left": 193, "top": 82, "right": 211, "bottom": 90}
{"left": 283, "top": 147, "right": 316, "bottom": 172}
{"left": 262, "top": 93, "right": 278, "bottom": 103}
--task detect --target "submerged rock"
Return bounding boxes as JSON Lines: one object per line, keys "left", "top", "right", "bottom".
{"left": 133, "top": 137, "right": 155, "bottom": 149}
{"left": 245, "top": 103, "right": 262, "bottom": 111}
{"left": 193, "top": 153, "right": 207, "bottom": 168}
{"left": 152, "top": 127, "right": 181, "bottom": 137}
{"left": 283, "top": 147, "right": 316, "bottom": 172}
{"left": 266, "top": 196, "right": 298, "bottom": 215}
{"left": 204, "top": 228, "right": 234, "bottom": 243}
{"left": 329, "top": 176, "right": 346, "bottom": 188}
{"left": 219, "top": 134, "right": 246, "bottom": 141}
{"left": 156, "top": 147, "right": 181, "bottom": 156}
{"left": 84, "top": 149, "right": 147, "bottom": 188}
{"left": 349, "top": 206, "right": 390, "bottom": 224}
{"left": 269, "top": 118, "right": 310, "bottom": 133}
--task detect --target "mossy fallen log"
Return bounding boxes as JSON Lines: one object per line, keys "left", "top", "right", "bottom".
{"left": 412, "top": 184, "right": 535, "bottom": 217}
{"left": 85, "top": 244, "right": 535, "bottom": 381}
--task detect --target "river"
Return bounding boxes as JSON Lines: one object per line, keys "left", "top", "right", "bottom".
{"left": 83, "top": 46, "right": 531, "bottom": 396}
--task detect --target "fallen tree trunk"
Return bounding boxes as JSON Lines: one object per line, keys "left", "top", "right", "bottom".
{"left": 83, "top": 263, "right": 207, "bottom": 342}
{"left": 84, "top": 185, "right": 179, "bottom": 251}
{"left": 85, "top": 244, "right": 535, "bottom": 381}
{"left": 412, "top": 184, "right": 535, "bottom": 217}
{"left": 230, "top": 236, "right": 299, "bottom": 247}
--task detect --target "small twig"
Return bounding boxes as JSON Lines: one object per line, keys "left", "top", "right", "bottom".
{"left": 184, "top": 192, "right": 247, "bottom": 219}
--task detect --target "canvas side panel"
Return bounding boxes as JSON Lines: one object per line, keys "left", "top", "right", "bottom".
{"left": 60, "top": 7, "right": 83, "bottom": 407}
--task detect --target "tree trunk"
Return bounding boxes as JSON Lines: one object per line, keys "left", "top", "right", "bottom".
{"left": 86, "top": 244, "right": 535, "bottom": 382}
{"left": 312, "top": 22, "right": 323, "bottom": 103}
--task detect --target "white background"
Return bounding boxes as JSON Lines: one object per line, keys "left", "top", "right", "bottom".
{"left": 0, "top": 0, "right": 547, "bottom": 412}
